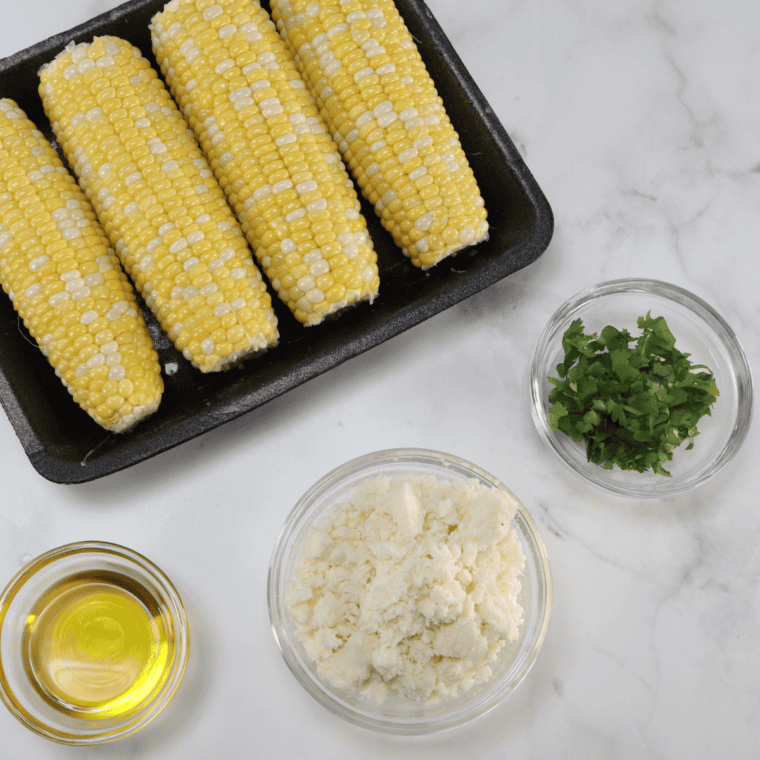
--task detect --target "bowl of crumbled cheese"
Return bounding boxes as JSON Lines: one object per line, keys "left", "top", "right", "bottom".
{"left": 268, "top": 448, "right": 552, "bottom": 734}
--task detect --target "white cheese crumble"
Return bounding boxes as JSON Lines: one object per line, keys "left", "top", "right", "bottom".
{"left": 286, "top": 474, "right": 525, "bottom": 704}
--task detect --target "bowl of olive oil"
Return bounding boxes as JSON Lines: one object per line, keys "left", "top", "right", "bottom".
{"left": 0, "top": 542, "right": 189, "bottom": 744}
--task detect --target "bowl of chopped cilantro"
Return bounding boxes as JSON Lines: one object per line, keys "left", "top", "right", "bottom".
{"left": 530, "top": 279, "right": 753, "bottom": 497}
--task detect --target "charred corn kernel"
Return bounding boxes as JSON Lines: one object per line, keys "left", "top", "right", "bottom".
{"left": 270, "top": 0, "right": 488, "bottom": 269}
{"left": 150, "top": 0, "right": 380, "bottom": 326}
{"left": 0, "top": 99, "right": 162, "bottom": 432}
{"left": 39, "top": 36, "right": 279, "bottom": 372}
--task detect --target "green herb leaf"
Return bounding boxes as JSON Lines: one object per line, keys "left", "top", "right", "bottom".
{"left": 546, "top": 313, "right": 719, "bottom": 475}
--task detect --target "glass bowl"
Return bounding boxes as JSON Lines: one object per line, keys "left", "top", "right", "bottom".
{"left": 0, "top": 542, "right": 189, "bottom": 745}
{"left": 530, "top": 279, "right": 753, "bottom": 497}
{"left": 268, "top": 448, "right": 552, "bottom": 734}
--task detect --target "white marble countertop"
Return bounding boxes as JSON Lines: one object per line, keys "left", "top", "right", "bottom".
{"left": 1, "top": 0, "right": 758, "bottom": 757}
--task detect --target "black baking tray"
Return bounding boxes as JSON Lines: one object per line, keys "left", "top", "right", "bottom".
{"left": 0, "top": 0, "right": 553, "bottom": 483}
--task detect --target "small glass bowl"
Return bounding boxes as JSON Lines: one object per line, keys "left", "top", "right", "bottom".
{"left": 530, "top": 279, "right": 754, "bottom": 497}
{"left": 268, "top": 448, "right": 552, "bottom": 735}
{"left": 0, "top": 542, "right": 189, "bottom": 745}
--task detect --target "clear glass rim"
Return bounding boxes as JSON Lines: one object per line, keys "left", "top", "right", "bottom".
{"left": 530, "top": 278, "right": 754, "bottom": 497}
{"left": 268, "top": 448, "right": 553, "bottom": 734}
{"left": 0, "top": 541, "right": 190, "bottom": 745}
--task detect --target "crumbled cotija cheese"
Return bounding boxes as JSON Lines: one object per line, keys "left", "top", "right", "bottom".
{"left": 286, "top": 474, "right": 525, "bottom": 704}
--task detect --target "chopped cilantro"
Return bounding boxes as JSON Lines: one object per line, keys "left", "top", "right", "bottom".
{"left": 547, "top": 313, "right": 719, "bottom": 475}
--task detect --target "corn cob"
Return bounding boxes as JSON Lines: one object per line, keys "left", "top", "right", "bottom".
{"left": 0, "top": 98, "right": 162, "bottom": 432}
{"left": 270, "top": 0, "right": 488, "bottom": 269}
{"left": 150, "top": 0, "right": 380, "bottom": 327}
{"left": 38, "top": 36, "right": 279, "bottom": 372}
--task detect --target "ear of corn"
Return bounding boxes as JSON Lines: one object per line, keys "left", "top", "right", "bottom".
{"left": 38, "top": 35, "right": 279, "bottom": 372}
{"left": 270, "top": 0, "right": 488, "bottom": 269}
{"left": 150, "top": 0, "right": 380, "bottom": 327}
{"left": 0, "top": 98, "right": 163, "bottom": 432}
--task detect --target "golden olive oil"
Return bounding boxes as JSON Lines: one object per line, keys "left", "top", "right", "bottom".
{"left": 22, "top": 570, "right": 172, "bottom": 720}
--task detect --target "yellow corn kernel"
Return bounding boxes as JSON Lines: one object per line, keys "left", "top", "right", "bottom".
{"left": 0, "top": 98, "right": 162, "bottom": 432}
{"left": 150, "top": 0, "right": 380, "bottom": 326}
{"left": 270, "top": 0, "right": 488, "bottom": 269}
{"left": 39, "top": 35, "right": 278, "bottom": 372}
